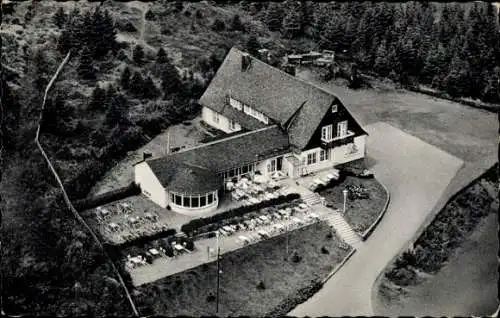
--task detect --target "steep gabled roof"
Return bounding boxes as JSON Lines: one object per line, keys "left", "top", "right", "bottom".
{"left": 199, "top": 47, "right": 336, "bottom": 126}
{"left": 146, "top": 125, "right": 290, "bottom": 192}
{"left": 198, "top": 47, "right": 366, "bottom": 150}
{"left": 147, "top": 161, "right": 221, "bottom": 195}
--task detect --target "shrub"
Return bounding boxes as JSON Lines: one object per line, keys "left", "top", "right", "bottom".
{"left": 326, "top": 232, "right": 333, "bottom": 239}
{"left": 145, "top": 10, "right": 155, "bottom": 21}
{"left": 195, "top": 10, "right": 203, "bottom": 19}
{"left": 206, "top": 293, "right": 216, "bottom": 302}
{"left": 291, "top": 251, "right": 302, "bottom": 263}
{"left": 256, "top": 280, "right": 266, "bottom": 290}
{"left": 212, "top": 19, "right": 225, "bottom": 31}
{"left": 384, "top": 266, "right": 416, "bottom": 286}
{"left": 321, "top": 246, "right": 329, "bottom": 254}
{"left": 73, "top": 182, "right": 141, "bottom": 211}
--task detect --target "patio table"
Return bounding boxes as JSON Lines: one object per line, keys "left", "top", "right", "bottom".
{"left": 149, "top": 248, "right": 160, "bottom": 256}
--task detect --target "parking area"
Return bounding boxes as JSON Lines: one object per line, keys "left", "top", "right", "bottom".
{"left": 126, "top": 199, "right": 339, "bottom": 286}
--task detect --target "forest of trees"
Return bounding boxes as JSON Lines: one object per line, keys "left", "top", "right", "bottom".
{"left": 251, "top": 1, "right": 500, "bottom": 103}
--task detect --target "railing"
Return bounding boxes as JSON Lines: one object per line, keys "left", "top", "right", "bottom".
{"left": 321, "top": 131, "right": 355, "bottom": 148}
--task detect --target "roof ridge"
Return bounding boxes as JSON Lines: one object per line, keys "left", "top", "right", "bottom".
{"left": 161, "top": 124, "right": 281, "bottom": 157}
{"left": 232, "top": 46, "right": 338, "bottom": 101}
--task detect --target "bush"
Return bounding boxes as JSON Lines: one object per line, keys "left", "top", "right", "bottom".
{"left": 145, "top": 10, "right": 155, "bottom": 21}
{"left": 211, "top": 18, "right": 225, "bottom": 31}
{"left": 321, "top": 246, "right": 329, "bottom": 254}
{"left": 256, "top": 280, "right": 266, "bottom": 290}
{"left": 325, "top": 232, "right": 333, "bottom": 239}
{"left": 206, "top": 293, "right": 216, "bottom": 302}
{"left": 313, "top": 173, "right": 347, "bottom": 193}
{"left": 384, "top": 266, "right": 416, "bottom": 286}
{"left": 291, "top": 251, "right": 302, "bottom": 263}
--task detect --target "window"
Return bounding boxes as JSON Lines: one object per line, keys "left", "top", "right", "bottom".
{"left": 229, "top": 97, "right": 243, "bottom": 110}
{"left": 242, "top": 165, "right": 249, "bottom": 174}
{"left": 321, "top": 125, "right": 333, "bottom": 141}
{"left": 229, "top": 120, "right": 237, "bottom": 130}
{"left": 183, "top": 196, "right": 190, "bottom": 207}
{"left": 200, "top": 196, "right": 206, "bottom": 206}
{"left": 268, "top": 159, "right": 277, "bottom": 172}
{"left": 331, "top": 104, "right": 338, "bottom": 113}
{"left": 175, "top": 194, "right": 182, "bottom": 205}
{"left": 307, "top": 152, "right": 317, "bottom": 165}
{"left": 213, "top": 111, "right": 220, "bottom": 124}
{"left": 208, "top": 193, "right": 214, "bottom": 204}
{"left": 170, "top": 193, "right": 175, "bottom": 202}
{"left": 191, "top": 196, "right": 199, "bottom": 208}
{"left": 337, "top": 121, "right": 348, "bottom": 137}
{"left": 320, "top": 149, "right": 330, "bottom": 161}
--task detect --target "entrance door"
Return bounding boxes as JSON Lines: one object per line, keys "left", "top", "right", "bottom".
{"left": 276, "top": 156, "right": 283, "bottom": 171}
{"left": 268, "top": 156, "right": 283, "bottom": 173}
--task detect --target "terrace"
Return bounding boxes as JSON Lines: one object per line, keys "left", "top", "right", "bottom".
{"left": 124, "top": 198, "right": 340, "bottom": 286}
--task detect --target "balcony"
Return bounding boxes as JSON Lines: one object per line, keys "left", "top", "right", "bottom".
{"left": 321, "top": 130, "right": 355, "bottom": 149}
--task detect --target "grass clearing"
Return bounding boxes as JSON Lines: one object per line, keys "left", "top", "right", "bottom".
{"left": 134, "top": 221, "right": 352, "bottom": 316}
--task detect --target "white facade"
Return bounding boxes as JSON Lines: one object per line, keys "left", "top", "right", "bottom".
{"left": 202, "top": 106, "right": 242, "bottom": 134}
{"left": 134, "top": 161, "right": 167, "bottom": 208}
{"left": 166, "top": 190, "right": 219, "bottom": 216}
{"left": 135, "top": 161, "right": 220, "bottom": 214}
{"left": 331, "top": 135, "right": 366, "bottom": 165}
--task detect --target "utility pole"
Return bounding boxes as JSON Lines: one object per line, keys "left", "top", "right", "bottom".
{"left": 285, "top": 223, "right": 289, "bottom": 261}
{"left": 216, "top": 246, "right": 221, "bottom": 313}
{"left": 166, "top": 127, "right": 170, "bottom": 156}
{"left": 343, "top": 189, "right": 348, "bottom": 215}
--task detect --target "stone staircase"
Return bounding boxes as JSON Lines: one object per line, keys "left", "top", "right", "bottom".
{"left": 302, "top": 193, "right": 322, "bottom": 206}
{"left": 323, "top": 211, "right": 362, "bottom": 247}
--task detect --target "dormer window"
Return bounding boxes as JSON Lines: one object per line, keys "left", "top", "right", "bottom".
{"left": 229, "top": 97, "right": 243, "bottom": 111}
{"left": 332, "top": 104, "right": 338, "bottom": 113}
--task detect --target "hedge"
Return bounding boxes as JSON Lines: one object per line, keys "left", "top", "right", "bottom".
{"left": 181, "top": 193, "right": 301, "bottom": 236}
{"left": 265, "top": 279, "right": 323, "bottom": 317}
{"left": 313, "top": 173, "right": 347, "bottom": 193}
{"left": 73, "top": 182, "right": 141, "bottom": 211}
{"left": 108, "top": 228, "right": 177, "bottom": 250}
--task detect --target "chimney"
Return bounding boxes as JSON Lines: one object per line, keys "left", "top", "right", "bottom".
{"left": 242, "top": 53, "right": 251, "bottom": 71}
{"left": 143, "top": 151, "right": 152, "bottom": 161}
{"left": 284, "top": 64, "right": 296, "bottom": 76}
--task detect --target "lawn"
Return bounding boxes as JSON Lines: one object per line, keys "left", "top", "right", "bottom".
{"left": 318, "top": 175, "right": 388, "bottom": 235}
{"left": 134, "top": 221, "right": 352, "bottom": 317}
{"left": 90, "top": 116, "right": 209, "bottom": 196}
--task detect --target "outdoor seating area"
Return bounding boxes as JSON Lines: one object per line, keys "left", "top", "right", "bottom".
{"left": 89, "top": 198, "right": 175, "bottom": 245}
{"left": 226, "top": 173, "right": 291, "bottom": 205}
{"left": 124, "top": 234, "right": 195, "bottom": 270}
{"left": 214, "top": 200, "right": 325, "bottom": 247}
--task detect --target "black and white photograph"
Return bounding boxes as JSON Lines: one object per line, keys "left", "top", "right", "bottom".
{"left": 0, "top": 0, "right": 498, "bottom": 317}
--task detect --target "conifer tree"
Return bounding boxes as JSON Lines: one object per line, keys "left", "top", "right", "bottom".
{"left": 53, "top": 7, "right": 67, "bottom": 28}
{"left": 88, "top": 85, "right": 106, "bottom": 110}
{"left": 133, "top": 45, "right": 145, "bottom": 65}
{"left": 120, "top": 67, "right": 131, "bottom": 90}
{"left": 161, "top": 61, "right": 182, "bottom": 98}
{"left": 130, "top": 71, "right": 145, "bottom": 96}
{"left": 77, "top": 46, "right": 96, "bottom": 80}
{"left": 246, "top": 35, "right": 260, "bottom": 57}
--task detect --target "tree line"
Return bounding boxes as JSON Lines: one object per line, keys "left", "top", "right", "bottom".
{"left": 250, "top": 1, "right": 500, "bottom": 103}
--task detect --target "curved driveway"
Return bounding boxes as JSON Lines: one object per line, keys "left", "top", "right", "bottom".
{"left": 289, "top": 122, "right": 464, "bottom": 316}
